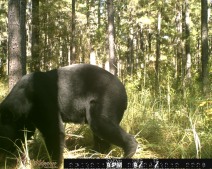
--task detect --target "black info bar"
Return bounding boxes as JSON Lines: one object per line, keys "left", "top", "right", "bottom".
{"left": 64, "top": 158, "right": 211, "bottom": 168}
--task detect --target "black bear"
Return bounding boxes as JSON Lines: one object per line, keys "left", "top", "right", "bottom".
{"left": 0, "top": 64, "right": 137, "bottom": 166}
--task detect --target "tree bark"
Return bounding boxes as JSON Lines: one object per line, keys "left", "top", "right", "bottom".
{"left": 127, "top": 27, "right": 134, "bottom": 76}
{"left": 98, "top": 0, "right": 101, "bottom": 28}
{"left": 86, "top": 0, "right": 94, "bottom": 65}
{"left": 107, "top": 0, "right": 117, "bottom": 75}
{"left": 184, "top": 0, "right": 191, "bottom": 84}
{"left": 201, "top": 0, "right": 209, "bottom": 96}
{"left": 31, "top": 0, "right": 40, "bottom": 71}
{"left": 20, "top": 0, "right": 26, "bottom": 75}
{"left": 181, "top": 0, "right": 191, "bottom": 92}
{"left": 155, "top": 10, "right": 161, "bottom": 95}
{"left": 8, "top": 0, "right": 26, "bottom": 90}
{"left": 175, "top": 3, "right": 182, "bottom": 89}
{"left": 70, "top": 0, "right": 76, "bottom": 64}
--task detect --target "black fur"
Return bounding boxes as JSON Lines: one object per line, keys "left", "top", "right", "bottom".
{"left": 0, "top": 64, "right": 137, "bottom": 165}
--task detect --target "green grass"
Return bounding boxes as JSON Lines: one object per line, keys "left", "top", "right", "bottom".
{"left": 123, "top": 82, "right": 212, "bottom": 159}
{"left": 0, "top": 77, "right": 212, "bottom": 168}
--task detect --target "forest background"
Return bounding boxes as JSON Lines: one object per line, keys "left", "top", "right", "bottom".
{"left": 0, "top": 0, "right": 212, "bottom": 168}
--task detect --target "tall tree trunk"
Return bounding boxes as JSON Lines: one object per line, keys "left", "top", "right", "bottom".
{"left": 184, "top": 0, "right": 191, "bottom": 85}
{"left": 98, "top": 0, "right": 101, "bottom": 28}
{"left": 148, "top": 31, "right": 152, "bottom": 55}
{"left": 90, "top": 47, "right": 96, "bottom": 65}
{"left": 43, "top": 10, "right": 48, "bottom": 70}
{"left": 86, "top": 0, "right": 90, "bottom": 54}
{"left": 8, "top": 0, "right": 26, "bottom": 90}
{"left": 127, "top": 27, "right": 134, "bottom": 76}
{"left": 175, "top": 3, "right": 182, "bottom": 90}
{"left": 86, "top": 0, "right": 95, "bottom": 65}
{"left": 20, "top": 0, "right": 26, "bottom": 75}
{"left": 155, "top": 10, "right": 161, "bottom": 95}
{"left": 182, "top": 0, "right": 190, "bottom": 93}
{"left": 107, "top": 0, "right": 117, "bottom": 75}
{"left": 139, "top": 24, "right": 144, "bottom": 62}
{"left": 70, "top": 0, "right": 76, "bottom": 64}
{"left": 31, "top": 0, "right": 40, "bottom": 71}
{"left": 201, "top": 0, "right": 209, "bottom": 96}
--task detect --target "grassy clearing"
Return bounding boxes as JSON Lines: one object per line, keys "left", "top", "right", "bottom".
{"left": 123, "top": 82, "right": 212, "bottom": 159}
{"left": 0, "top": 77, "right": 212, "bottom": 168}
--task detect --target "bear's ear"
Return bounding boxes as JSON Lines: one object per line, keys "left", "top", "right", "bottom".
{"left": 0, "top": 110, "right": 14, "bottom": 125}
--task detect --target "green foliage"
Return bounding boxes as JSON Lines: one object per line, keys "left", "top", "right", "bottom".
{"left": 0, "top": 0, "right": 7, "bottom": 76}
{"left": 122, "top": 76, "right": 212, "bottom": 159}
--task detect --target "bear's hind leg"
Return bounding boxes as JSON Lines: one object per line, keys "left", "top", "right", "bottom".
{"left": 88, "top": 115, "right": 137, "bottom": 158}
{"left": 93, "top": 134, "right": 111, "bottom": 154}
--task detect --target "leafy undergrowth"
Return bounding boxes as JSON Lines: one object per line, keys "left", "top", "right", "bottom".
{"left": 0, "top": 78, "right": 212, "bottom": 168}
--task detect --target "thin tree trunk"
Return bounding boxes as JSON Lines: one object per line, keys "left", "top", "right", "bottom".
{"left": 201, "top": 0, "right": 209, "bottom": 96}
{"left": 175, "top": 3, "right": 182, "bottom": 89}
{"left": 185, "top": 0, "right": 191, "bottom": 84}
{"left": 98, "top": 0, "right": 101, "bottom": 28}
{"left": 148, "top": 31, "right": 152, "bottom": 55}
{"left": 20, "top": 0, "right": 26, "bottom": 75}
{"left": 86, "top": 0, "right": 95, "bottom": 65}
{"left": 8, "top": 0, "right": 25, "bottom": 90}
{"left": 43, "top": 11, "right": 48, "bottom": 70}
{"left": 127, "top": 27, "right": 134, "bottom": 76}
{"left": 155, "top": 10, "right": 161, "bottom": 95}
{"left": 107, "top": 0, "right": 117, "bottom": 75}
{"left": 31, "top": 0, "right": 40, "bottom": 71}
{"left": 79, "top": 28, "right": 84, "bottom": 63}
{"left": 70, "top": 0, "right": 76, "bottom": 64}
{"left": 86, "top": 0, "right": 90, "bottom": 52}
{"left": 181, "top": 1, "right": 187, "bottom": 92}
{"left": 90, "top": 48, "right": 96, "bottom": 65}
{"left": 139, "top": 24, "right": 144, "bottom": 62}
